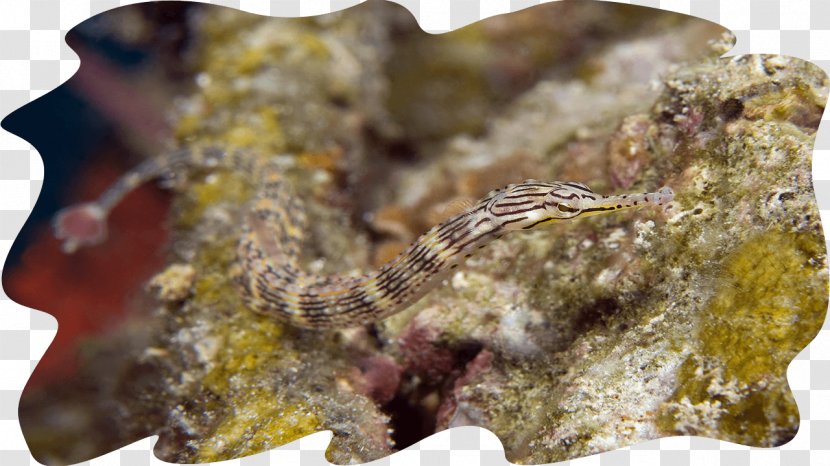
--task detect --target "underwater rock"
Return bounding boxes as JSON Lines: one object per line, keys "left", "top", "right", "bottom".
{"left": 13, "top": 2, "right": 827, "bottom": 465}
{"left": 383, "top": 50, "right": 827, "bottom": 463}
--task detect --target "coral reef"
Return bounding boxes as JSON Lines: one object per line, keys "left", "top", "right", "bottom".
{"left": 12, "top": 1, "right": 828, "bottom": 465}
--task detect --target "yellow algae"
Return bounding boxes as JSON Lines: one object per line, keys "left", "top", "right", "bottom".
{"left": 173, "top": 107, "right": 286, "bottom": 153}
{"left": 742, "top": 84, "right": 825, "bottom": 126}
{"left": 202, "top": 318, "right": 284, "bottom": 394}
{"left": 198, "top": 391, "right": 319, "bottom": 462}
{"left": 226, "top": 126, "right": 259, "bottom": 147}
{"left": 202, "top": 83, "right": 238, "bottom": 106}
{"left": 257, "top": 107, "right": 286, "bottom": 152}
{"left": 659, "top": 232, "right": 827, "bottom": 444}
{"left": 192, "top": 272, "right": 237, "bottom": 310}
{"left": 175, "top": 113, "right": 203, "bottom": 140}
{"left": 177, "top": 170, "right": 253, "bottom": 227}
{"left": 236, "top": 48, "right": 267, "bottom": 74}
{"left": 149, "top": 263, "right": 197, "bottom": 302}
{"left": 701, "top": 232, "right": 825, "bottom": 383}
{"left": 299, "top": 33, "right": 330, "bottom": 58}
{"left": 296, "top": 147, "right": 343, "bottom": 171}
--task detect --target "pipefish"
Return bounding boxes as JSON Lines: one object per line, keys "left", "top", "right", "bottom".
{"left": 53, "top": 147, "right": 674, "bottom": 328}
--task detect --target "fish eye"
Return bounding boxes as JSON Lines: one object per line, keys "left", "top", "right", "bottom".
{"left": 557, "top": 203, "right": 578, "bottom": 214}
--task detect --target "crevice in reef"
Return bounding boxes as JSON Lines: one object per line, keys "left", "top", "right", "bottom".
{"left": 385, "top": 382, "right": 436, "bottom": 449}
{"left": 386, "top": 341, "right": 485, "bottom": 449}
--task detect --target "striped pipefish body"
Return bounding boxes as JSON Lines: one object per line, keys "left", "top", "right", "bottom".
{"left": 53, "top": 148, "right": 674, "bottom": 329}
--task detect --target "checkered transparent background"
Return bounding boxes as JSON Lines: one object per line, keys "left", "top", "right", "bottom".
{"left": 1, "top": 0, "right": 829, "bottom": 465}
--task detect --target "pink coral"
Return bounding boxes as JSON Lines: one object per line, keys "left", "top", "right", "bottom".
{"left": 435, "top": 349, "right": 494, "bottom": 428}
{"left": 351, "top": 355, "right": 403, "bottom": 405}
{"left": 398, "top": 322, "right": 455, "bottom": 381}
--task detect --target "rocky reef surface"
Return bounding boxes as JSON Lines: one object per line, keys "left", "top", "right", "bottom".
{"left": 15, "top": 1, "right": 828, "bottom": 464}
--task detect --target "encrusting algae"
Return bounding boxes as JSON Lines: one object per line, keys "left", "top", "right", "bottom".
{"left": 658, "top": 231, "right": 826, "bottom": 444}
{"left": 11, "top": 1, "right": 829, "bottom": 465}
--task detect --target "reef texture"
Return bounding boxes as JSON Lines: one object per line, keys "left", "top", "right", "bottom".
{"left": 15, "top": 1, "right": 829, "bottom": 465}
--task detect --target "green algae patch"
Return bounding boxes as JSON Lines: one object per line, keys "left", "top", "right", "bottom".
{"left": 658, "top": 231, "right": 827, "bottom": 445}
{"left": 197, "top": 390, "right": 319, "bottom": 462}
